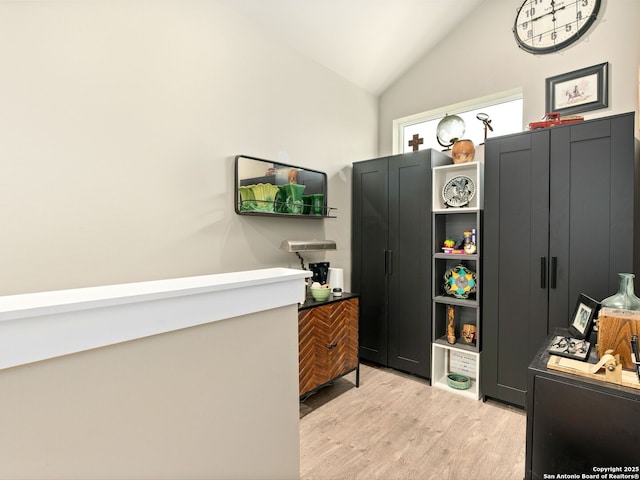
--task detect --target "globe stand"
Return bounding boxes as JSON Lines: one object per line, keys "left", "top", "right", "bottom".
{"left": 436, "top": 114, "right": 465, "bottom": 152}
{"left": 436, "top": 136, "right": 458, "bottom": 151}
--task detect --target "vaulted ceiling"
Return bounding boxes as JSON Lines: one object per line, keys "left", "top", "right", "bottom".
{"left": 220, "top": 0, "right": 485, "bottom": 95}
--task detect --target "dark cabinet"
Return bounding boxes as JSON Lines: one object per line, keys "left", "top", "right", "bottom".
{"left": 526, "top": 331, "right": 640, "bottom": 479}
{"left": 482, "top": 112, "right": 637, "bottom": 407}
{"left": 352, "top": 149, "right": 448, "bottom": 377}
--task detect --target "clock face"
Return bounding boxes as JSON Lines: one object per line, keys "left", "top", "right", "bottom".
{"left": 514, "top": 0, "right": 601, "bottom": 54}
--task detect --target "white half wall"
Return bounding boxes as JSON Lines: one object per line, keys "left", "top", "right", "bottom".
{"left": 0, "top": 268, "right": 306, "bottom": 479}
{"left": 0, "top": 306, "right": 300, "bottom": 480}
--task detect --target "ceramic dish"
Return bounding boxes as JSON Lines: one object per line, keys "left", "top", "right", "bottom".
{"left": 447, "top": 373, "right": 471, "bottom": 390}
{"left": 442, "top": 175, "right": 476, "bottom": 208}
{"left": 443, "top": 264, "right": 477, "bottom": 299}
{"left": 310, "top": 287, "right": 331, "bottom": 301}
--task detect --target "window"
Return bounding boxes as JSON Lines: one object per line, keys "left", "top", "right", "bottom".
{"left": 392, "top": 89, "right": 524, "bottom": 154}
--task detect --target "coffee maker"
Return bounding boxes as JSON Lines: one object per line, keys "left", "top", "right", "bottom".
{"left": 308, "top": 262, "right": 330, "bottom": 285}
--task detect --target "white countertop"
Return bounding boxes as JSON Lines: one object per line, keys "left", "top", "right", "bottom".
{"left": 0, "top": 268, "right": 311, "bottom": 371}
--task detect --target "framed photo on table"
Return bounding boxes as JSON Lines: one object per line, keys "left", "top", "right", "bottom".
{"left": 545, "top": 62, "right": 608, "bottom": 115}
{"left": 568, "top": 293, "right": 600, "bottom": 339}
{"left": 547, "top": 294, "right": 600, "bottom": 361}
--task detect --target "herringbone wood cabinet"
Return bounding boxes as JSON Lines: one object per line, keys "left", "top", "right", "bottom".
{"left": 298, "top": 296, "right": 359, "bottom": 397}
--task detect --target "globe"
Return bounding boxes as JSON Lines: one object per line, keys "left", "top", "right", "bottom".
{"left": 436, "top": 114, "right": 466, "bottom": 148}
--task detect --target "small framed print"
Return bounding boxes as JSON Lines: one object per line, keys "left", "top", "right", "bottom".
{"left": 547, "top": 335, "right": 592, "bottom": 361}
{"left": 545, "top": 62, "right": 608, "bottom": 115}
{"left": 568, "top": 293, "right": 600, "bottom": 340}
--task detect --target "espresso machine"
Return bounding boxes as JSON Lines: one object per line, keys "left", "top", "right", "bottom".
{"left": 308, "top": 262, "right": 330, "bottom": 285}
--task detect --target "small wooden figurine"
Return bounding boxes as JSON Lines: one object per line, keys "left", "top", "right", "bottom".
{"left": 447, "top": 305, "right": 456, "bottom": 344}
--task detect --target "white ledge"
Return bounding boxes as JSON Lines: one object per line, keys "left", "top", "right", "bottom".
{"left": 0, "top": 268, "right": 311, "bottom": 371}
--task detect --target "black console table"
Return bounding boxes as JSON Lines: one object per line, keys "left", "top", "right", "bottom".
{"left": 525, "top": 329, "right": 640, "bottom": 479}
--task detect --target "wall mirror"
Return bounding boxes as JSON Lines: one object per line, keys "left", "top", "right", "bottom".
{"left": 235, "top": 155, "right": 333, "bottom": 218}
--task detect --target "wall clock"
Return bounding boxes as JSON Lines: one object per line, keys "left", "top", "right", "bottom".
{"left": 513, "top": 0, "right": 601, "bottom": 54}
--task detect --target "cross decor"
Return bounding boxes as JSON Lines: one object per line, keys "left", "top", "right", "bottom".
{"left": 408, "top": 134, "right": 424, "bottom": 151}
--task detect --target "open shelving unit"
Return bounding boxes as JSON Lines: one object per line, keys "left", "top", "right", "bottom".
{"left": 431, "top": 160, "right": 483, "bottom": 400}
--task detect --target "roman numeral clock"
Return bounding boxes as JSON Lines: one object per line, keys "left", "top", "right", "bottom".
{"left": 514, "top": 0, "right": 601, "bottom": 54}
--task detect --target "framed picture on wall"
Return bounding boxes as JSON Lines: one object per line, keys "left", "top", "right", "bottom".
{"left": 545, "top": 62, "right": 609, "bottom": 115}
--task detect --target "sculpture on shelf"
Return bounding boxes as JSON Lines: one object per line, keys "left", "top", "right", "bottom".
{"left": 447, "top": 305, "right": 456, "bottom": 344}
{"left": 462, "top": 324, "right": 477, "bottom": 344}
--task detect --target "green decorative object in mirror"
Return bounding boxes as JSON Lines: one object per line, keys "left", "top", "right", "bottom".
{"left": 238, "top": 186, "right": 256, "bottom": 211}
{"left": 248, "top": 183, "right": 279, "bottom": 212}
{"left": 302, "top": 195, "right": 312, "bottom": 215}
{"left": 275, "top": 184, "right": 306, "bottom": 214}
{"left": 311, "top": 194, "right": 324, "bottom": 215}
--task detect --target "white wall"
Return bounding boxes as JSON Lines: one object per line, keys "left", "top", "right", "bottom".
{"left": 378, "top": 0, "right": 640, "bottom": 155}
{"left": 0, "top": 1, "right": 377, "bottom": 295}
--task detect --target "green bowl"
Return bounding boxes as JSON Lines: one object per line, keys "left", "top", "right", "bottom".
{"left": 447, "top": 373, "right": 471, "bottom": 390}
{"left": 310, "top": 287, "right": 331, "bottom": 301}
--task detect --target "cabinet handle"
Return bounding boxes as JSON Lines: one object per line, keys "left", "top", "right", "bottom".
{"left": 327, "top": 343, "right": 338, "bottom": 350}
{"left": 385, "top": 250, "right": 393, "bottom": 276}
{"left": 551, "top": 257, "right": 558, "bottom": 289}
{"left": 540, "top": 257, "right": 546, "bottom": 289}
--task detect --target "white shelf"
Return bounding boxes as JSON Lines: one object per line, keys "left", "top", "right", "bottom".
{"left": 432, "top": 343, "right": 482, "bottom": 400}
{"left": 432, "top": 161, "right": 484, "bottom": 212}
{"left": 431, "top": 161, "right": 483, "bottom": 400}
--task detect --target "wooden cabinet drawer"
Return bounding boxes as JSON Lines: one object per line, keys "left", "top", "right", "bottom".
{"left": 298, "top": 297, "right": 358, "bottom": 397}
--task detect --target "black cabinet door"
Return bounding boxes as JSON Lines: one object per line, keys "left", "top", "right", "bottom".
{"left": 548, "top": 115, "right": 636, "bottom": 329}
{"left": 352, "top": 150, "right": 435, "bottom": 377}
{"left": 387, "top": 151, "right": 432, "bottom": 377}
{"left": 352, "top": 157, "right": 389, "bottom": 365}
{"left": 483, "top": 130, "right": 550, "bottom": 407}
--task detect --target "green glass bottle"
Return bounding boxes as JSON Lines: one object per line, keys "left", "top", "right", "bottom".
{"left": 601, "top": 273, "right": 640, "bottom": 311}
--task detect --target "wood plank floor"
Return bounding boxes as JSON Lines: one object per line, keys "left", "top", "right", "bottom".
{"left": 300, "top": 363, "right": 526, "bottom": 480}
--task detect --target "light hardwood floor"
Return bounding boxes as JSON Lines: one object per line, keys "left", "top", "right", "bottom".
{"left": 300, "top": 363, "right": 526, "bottom": 480}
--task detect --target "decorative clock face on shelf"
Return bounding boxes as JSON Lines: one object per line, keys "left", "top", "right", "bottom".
{"left": 513, "top": 0, "right": 601, "bottom": 54}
